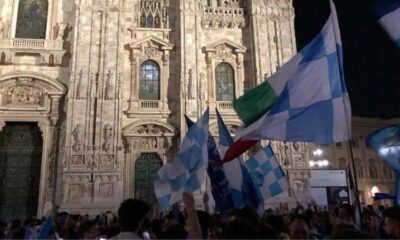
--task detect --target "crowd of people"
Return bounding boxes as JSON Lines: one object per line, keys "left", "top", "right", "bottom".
{"left": 1, "top": 193, "right": 400, "bottom": 239}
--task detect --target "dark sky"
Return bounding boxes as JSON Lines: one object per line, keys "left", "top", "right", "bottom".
{"left": 293, "top": 0, "right": 400, "bottom": 119}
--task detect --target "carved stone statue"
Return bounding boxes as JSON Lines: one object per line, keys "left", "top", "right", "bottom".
{"left": 0, "top": 18, "right": 4, "bottom": 38}
{"left": 104, "top": 70, "right": 114, "bottom": 100}
{"left": 102, "top": 123, "right": 113, "bottom": 152}
{"left": 57, "top": 23, "right": 68, "bottom": 40}
{"left": 72, "top": 124, "right": 84, "bottom": 152}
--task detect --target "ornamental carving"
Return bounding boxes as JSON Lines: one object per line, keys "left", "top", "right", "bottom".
{"left": 202, "top": 0, "right": 246, "bottom": 29}
{"left": 3, "top": 86, "right": 43, "bottom": 105}
{"left": 215, "top": 44, "right": 233, "bottom": 59}
{"left": 142, "top": 42, "right": 162, "bottom": 58}
{"left": 134, "top": 124, "right": 164, "bottom": 135}
{"left": 71, "top": 155, "right": 85, "bottom": 166}
{"left": 141, "top": 137, "right": 158, "bottom": 149}
{"left": 99, "top": 154, "right": 114, "bottom": 169}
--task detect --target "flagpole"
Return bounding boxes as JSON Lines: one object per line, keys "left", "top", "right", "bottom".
{"left": 347, "top": 141, "right": 363, "bottom": 226}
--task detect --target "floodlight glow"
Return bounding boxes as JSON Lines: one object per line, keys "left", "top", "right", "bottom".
{"left": 371, "top": 186, "right": 380, "bottom": 196}
{"left": 313, "top": 149, "right": 323, "bottom": 156}
{"left": 309, "top": 161, "right": 315, "bottom": 167}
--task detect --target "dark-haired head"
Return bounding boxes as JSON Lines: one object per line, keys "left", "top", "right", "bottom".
{"left": 118, "top": 199, "right": 150, "bottom": 232}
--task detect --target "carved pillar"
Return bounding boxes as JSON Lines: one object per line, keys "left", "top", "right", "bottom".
{"left": 37, "top": 120, "right": 51, "bottom": 217}
{"left": 129, "top": 57, "right": 138, "bottom": 107}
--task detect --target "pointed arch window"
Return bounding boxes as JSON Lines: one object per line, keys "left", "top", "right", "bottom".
{"left": 16, "top": 0, "right": 48, "bottom": 39}
{"left": 215, "top": 63, "right": 235, "bottom": 101}
{"left": 139, "top": 60, "right": 160, "bottom": 100}
{"left": 138, "top": 0, "right": 166, "bottom": 29}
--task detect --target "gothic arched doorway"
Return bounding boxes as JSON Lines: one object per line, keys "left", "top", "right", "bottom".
{"left": 0, "top": 122, "right": 43, "bottom": 222}
{"left": 134, "top": 153, "right": 162, "bottom": 204}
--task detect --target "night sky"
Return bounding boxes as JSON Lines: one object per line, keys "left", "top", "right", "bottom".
{"left": 293, "top": 0, "right": 400, "bottom": 119}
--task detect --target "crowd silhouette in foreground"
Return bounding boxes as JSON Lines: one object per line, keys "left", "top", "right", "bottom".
{"left": 0, "top": 192, "right": 400, "bottom": 239}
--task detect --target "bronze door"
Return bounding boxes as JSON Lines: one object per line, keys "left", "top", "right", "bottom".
{"left": 0, "top": 123, "right": 43, "bottom": 222}
{"left": 134, "top": 153, "right": 162, "bottom": 204}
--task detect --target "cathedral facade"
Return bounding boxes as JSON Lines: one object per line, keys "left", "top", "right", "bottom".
{"left": 0, "top": 0, "right": 395, "bottom": 221}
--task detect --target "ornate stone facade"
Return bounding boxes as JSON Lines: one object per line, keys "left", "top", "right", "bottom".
{"left": 0, "top": 0, "right": 395, "bottom": 216}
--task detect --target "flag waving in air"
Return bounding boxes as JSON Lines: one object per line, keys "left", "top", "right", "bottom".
{"left": 367, "top": 125, "right": 400, "bottom": 206}
{"left": 184, "top": 115, "right": 234, "bottom": 214}
{"left": 216, "top": 110, "right": 262, "bottom": 209}
{"left": 154, "top": 109, "right": 209, "bottom": 210}
{"left": 224, "top": 0, "right": 351, "bottom": 161}
{"left": 374, "top": 0, "right": 400, "bottom": 47}
{"left": 244, "top": 146, "right": 288, "bottom": 199}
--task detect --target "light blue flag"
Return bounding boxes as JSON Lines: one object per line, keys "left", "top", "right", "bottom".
{"left": 217, "top": 110, "right": 262, "bottom": 209}
{"left": 235, "top": 0, "right": 351, "bottom": 144}
{"left": 367, "top": 125, "right": 400, "bottom": 206}
{"left": 245, "top": 146, "right": 288, "bottom": 198}
{"left": 374, "top": 0, "right": 400, "bottom": 48}
{"left": 154, "top": 109, "right": 209, "bottom": 210}
{"left": 184, "top": 115, "right": 234, "bottom": 214}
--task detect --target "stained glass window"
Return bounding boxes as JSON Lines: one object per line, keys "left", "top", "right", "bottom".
{"left": 16, "top": 0, "right": 48, "bottom": 39}
{"left": 139, "top": 0, "right": 166, "bottom": 29}
{"left": 139, "top": 60, "right": 160, "bottom": 100}
{"left": 216, "top": 63, "right": 235, "bottom": 101}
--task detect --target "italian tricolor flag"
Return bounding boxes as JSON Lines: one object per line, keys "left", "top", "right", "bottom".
{"left": 223, "top": 54, "right": 303, "bottom": 162}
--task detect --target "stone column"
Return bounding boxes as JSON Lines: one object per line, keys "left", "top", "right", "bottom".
{"left": 129, "top": 57, "right": 139, "bottom": 109}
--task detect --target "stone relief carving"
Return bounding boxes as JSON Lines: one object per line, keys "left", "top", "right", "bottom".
{"left": 94, "top": 173, "right": 121, "bottom": 182}
{"left": 102, "top": 123, "right": 113, "bottom": 152}
{"left": 71, "top": 155, "right": 85, "bottom": 166}
{"left": 68, "top": 184, "right": 84, "bottom": 198}
{"left": 72, "top": 124, "right": 84, "bottom": 152}
{"left": 4, "top": 85, "right": 43, "bottom": 105}
{"left": 215, "top": 44, "right": 233, "bottom": 59}
{"left": 99, "top": 155, "right": 114, "bottom": 169}
{"left": 99, "top": 183, "right": 113, "bottom": 197}
{"left": 141, "top": 137, "right": 158, "bottom": 149}
{"left": 292, "top": 153, "right": 305, "bottom": 167}
{"left": 134, "top": 124, "right": 164, "bottom": 135}
{"left": 104, "top": 70, "right": 115, "bottom": 100}
{"left": 202, "top": 0, "right": 245, "bottom": 29}
{"left": 142, "top": 42, "right": 161, "bottom": 58}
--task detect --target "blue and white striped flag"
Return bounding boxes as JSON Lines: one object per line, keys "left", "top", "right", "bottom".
{"left": 217, "top": 110, "right": 262, "bottom": 209}
{"left": 375, "top": 0, "right": 400, "bottom": 47}
{"left": 235, "top": 0, "right": 351, "bottom": 144}
{"left": 154, "top": 109, "right": 209, "bottom": 210}
{"left": 245, "top": 146, "right": 288, "bottom": 198}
